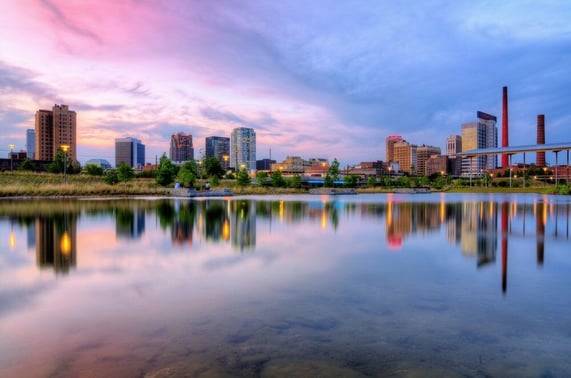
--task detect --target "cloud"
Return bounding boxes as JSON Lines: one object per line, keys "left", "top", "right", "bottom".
{"left": 1, "top": 0, "right": 570, "bottom": 165}
{"left": 39, "top": 0, "right": 101, "bottom": 44}
{"left": 200, "top": 107, "right": 278, "bottom": 132}
{"left": 0, "top": 61, "right": 55, "bottom": 100}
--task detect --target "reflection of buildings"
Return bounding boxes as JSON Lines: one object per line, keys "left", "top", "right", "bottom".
{"left": 230, "top": 200, "right": 256, "bottom": 252}
{"left": 202, "top": 201, "right": 229, "bottom": 242}
{"left": 116, "top": 208, "right": 146, "bottom": 239}
{"left": 35, "top": 214, "right": 77, "bottom": 274}
{"left": 172, "top": 202, "right": 197, "bottom": 247}
{"left": 385, "top": 200, "right": 443, "bottom": 249}
{"left": 460, "top": 202, "right": 497, "bottom": 267}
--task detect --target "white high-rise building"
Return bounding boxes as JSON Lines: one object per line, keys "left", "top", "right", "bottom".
{"left": 230, "top": 127, "right": 256, "bottom": 172}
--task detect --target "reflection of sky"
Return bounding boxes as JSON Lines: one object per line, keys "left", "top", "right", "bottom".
{"left": 1, "top": 194, "right": 571, "bottom": 376}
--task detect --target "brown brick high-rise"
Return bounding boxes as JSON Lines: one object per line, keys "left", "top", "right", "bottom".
{"left": 35, "top": 104, "right": 77, "bottom": 162}
{"left": 536, "top": 114, "right": 545, "bottom": 167}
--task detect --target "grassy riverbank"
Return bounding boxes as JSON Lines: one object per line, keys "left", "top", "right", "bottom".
{"left": 0, "top": 171, "right": 565, "bottom": 197}
{"left": 0, "top": 171, "right": 169, "bottom": 197}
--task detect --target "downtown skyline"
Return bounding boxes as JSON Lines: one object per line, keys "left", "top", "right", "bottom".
{"left": 1, "top": 1, "right": 570, "bottom": 166}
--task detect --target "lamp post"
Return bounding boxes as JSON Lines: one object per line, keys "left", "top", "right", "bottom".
{"left": 9, "top": 144, "right": 15, "bottom": 172}
{"left": 223, "top": 154, "right": 229, "bottom": 171}
{"left": 60, "top": 144, "right": 70, "bottom": 184}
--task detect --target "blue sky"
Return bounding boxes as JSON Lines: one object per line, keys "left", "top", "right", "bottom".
{"left": 1, "top": 0, "right": 570, "bottom": 166}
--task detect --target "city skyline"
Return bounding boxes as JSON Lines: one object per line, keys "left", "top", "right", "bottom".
{"left": 1, "top": 1, "right": 570, "bottom": 166}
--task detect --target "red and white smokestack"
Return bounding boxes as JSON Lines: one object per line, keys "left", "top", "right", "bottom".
{"left": 536, "top": 115, "right": 545, "bottom": 167}
{"left": 501, "top": 86, "right": 509, "bottom": 168}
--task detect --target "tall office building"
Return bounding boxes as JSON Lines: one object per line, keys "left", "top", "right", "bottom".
{"left": 205, "top": 136, "right": 230, "bottom": 170}
{"left": 446, "top": 135, "right": 462, "bottom": 176}
{"left": 230, "top": 127, "right": 256, "bottom": 171}
{"left": 393, "top": 140, "right": 417, "bottom": 174}
{"left": 416, "top": 145, "right": 441, "bottom": 176}
{"left": 386, "top": 135, "right": 403, "bottom": 162}
{"left": 35, "top": 104, "right": 77, "bottom": 162}
{"left": 115, "top": 137, "right": 145, "bottom": 169}
{"left": 170, "top": 132, "right": 194, "bottom": 162}
{"left": 26, "top": 129, "right": 36, "bottom": 159}
{"left": 461, "top": 111, "right": 497, "bottom": 176}
{"left": 446, "top": 135, "right": 462, "bottom": 156}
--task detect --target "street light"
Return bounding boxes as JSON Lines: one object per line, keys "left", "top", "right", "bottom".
{"left": 222, "top": 154, "right": 229, "bottom": 170}
{"left": 60, "top": 144, "right": 70, "bottom": 184}
{"left": 9, "top": 144, "right": 15, "bottom": 172}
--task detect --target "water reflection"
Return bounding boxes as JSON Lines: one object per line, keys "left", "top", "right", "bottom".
{"left": 35, "top": 213, "right": 77, "bottom": 274}
{"left": 1, "top": 196, "right": 569, "bottom": 281}
{"left": 1, "top": 195, "right": 571, "bottom": 376}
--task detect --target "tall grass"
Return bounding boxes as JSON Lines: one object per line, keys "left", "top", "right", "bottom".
{"left": 0, "top": 171, "right": 169, "bottom": 197}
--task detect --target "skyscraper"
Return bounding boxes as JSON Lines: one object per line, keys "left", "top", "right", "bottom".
{"left": 115, "top": 137, "right": 145, "bottom": 169}
{"left": 205, "top": 136, "right": 230, "bottom": 170}
{"left": 231, "top": 127, "right": 256, "bottom": 171}
{"left": 446, "top": 135, "right": 462, "bottom": 176}
{"left": 393, "top": 140, "right": 417, "bottom": 174}
{"left": 446, "top": 135, "right": 462, "bottom": 157}
{"left": 416, "top": 145, "right": 441, "bottom": 176}
{"left": 170, "top": 132, "right": 194, "bottom": 162}
{"left": 35, "top": 104, "right": 77, "bottom": 162}
{"left": 386, "top": 135, "right": 403, "bottom": 162}
{"left": 26, "top": 129, "right": 35, "bottom": 159}
{"left": 461, "top": 111, "right": 497, "bottom": 176}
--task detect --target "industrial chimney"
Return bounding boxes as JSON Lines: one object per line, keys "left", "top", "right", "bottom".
{"left": 536, "top": 115, "right": 545, "bottom": 167}
{"left": 501, "top": 86, "right": 509, "bottom": 168}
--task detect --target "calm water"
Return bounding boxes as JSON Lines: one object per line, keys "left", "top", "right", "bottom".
{"left": 1, "top": 193, "right": 570, "bottom": 377}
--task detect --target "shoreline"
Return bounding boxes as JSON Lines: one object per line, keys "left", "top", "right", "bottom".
{"left": 0, "top": 186, "right": 560, "bottom": 199}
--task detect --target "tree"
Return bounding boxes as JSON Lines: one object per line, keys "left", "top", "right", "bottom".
{"left": 328, "top": 158, "right": 340, "bottom": 182}
{"left": 156, "top": 155, "right": 179, "bottom": 186}
{"left": 236, "top": 167, "right": 251, "bottom": 186}
{"left": 209, "top": 175, "right": 220, "bottom": 187}
{"left": 367, "top": 176, "right": 376, "bottom": 187}
{"left": 256, "top": 171, "right": 268, "bottom": 185}
{"left": 324, "top": 174, "right": 334, "bottom": 188}
{"left": 19, "top": 158, "right": 34, "bottom": 171}
{"left": 271, "top": 170, "right": 286, "bottom": 187}
{"left": 289, "top": 174, "right": 302, "bottom": 188}
{"left": 46, "top": 148, "right": 66, "bottom": 173}
{"left": 104, "top": 170, "right": 119, "bottom": 185}
{"left": 344, "top": 175, "right": 357, "bottom": 188}
{"left": 177, "top": 166, "right": 196, "bottom": 188}
{"left": 419, "top": 175, "right": 430, "bottom": 187}
{"left": 177, "top": 160, "right": 199, "bottom": 187}
{"left": 395, "top": 176, "right": 410, "bottom": 187}
{"left": 203, "top": 157, "right": 225, "bottom": 178}
{"left": 86, "top": 164, "right": 104, "bottom": 176}
{"left": 117, "top": 162, "right": 135, "bottom": 182}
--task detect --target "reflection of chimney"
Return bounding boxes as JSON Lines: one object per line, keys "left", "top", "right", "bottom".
{"left": 501, "top": 86, "right": 509, "bottom": 168}
{"left": 536, "top": 115, "right": 546, "bottom": 167}
{"left": 536, "top": 202, "right": 545, "bottom": 266}
{"left": 501, "top": 201, "right": 509, "bottom": 294}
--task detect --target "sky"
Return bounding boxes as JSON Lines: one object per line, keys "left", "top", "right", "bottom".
{"left": 1, "top": 0, "right": 570, "bottom": 167}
